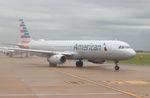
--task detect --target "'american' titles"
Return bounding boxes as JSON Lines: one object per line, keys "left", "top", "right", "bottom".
{"left": 74, "top": 44, "right": 101, "bottom": 51}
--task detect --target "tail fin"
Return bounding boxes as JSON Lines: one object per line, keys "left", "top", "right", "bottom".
{"left": 19, "top": 19, "right": 31, "bottom": 44}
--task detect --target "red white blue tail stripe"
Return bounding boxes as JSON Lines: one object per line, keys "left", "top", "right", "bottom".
{"left": 19, "top": 19, "right": 31, "bottom": 44}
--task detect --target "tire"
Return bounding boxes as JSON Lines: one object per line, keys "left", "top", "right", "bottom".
{"left": 76, "top": 61, "right": 83, "bottom": 68}
{"left": 115, "top": 66, "right": 120, "bottom": 70}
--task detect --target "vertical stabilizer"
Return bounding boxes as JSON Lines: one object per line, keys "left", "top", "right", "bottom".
{"left": 19, "top": 19, "right": 31, "bottom": 44}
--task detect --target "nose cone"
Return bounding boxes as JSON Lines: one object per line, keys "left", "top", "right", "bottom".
{"left": 128, "top": 49, "right": 136, "bottom": 58}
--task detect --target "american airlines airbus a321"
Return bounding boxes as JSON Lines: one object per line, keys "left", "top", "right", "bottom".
{"left": 0, "top": 19, "right": 136, "bottom": 70}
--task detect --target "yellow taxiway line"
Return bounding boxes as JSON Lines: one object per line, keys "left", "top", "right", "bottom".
{"left": 55, "top": 69, "right": 148, "bottom": 98}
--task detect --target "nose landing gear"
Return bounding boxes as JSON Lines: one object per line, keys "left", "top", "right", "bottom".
{"left": 114, "top": 61, "right": 120, "bottom": 70}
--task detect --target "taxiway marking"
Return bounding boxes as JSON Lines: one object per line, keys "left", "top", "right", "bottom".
{"left": 103, "top": 80, "right": 150, "bottom": 85}
{"left": 55, "top": 69, "right": 148, "bottom": 98}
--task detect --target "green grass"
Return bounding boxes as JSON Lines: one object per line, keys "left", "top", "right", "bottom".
{"left": 120, "top": 53, "right": 150, "bottom": 65}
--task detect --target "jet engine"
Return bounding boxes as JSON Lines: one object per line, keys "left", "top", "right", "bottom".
{"left": 88, "top": 60, "right": 105, "bottom": 64}
{"left": 48, "top": 55, "right": 66, "bottom": 65}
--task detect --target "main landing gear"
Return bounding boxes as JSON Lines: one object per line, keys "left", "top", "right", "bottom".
{"left": 76, "top": 60, "right": 83, "bottom": 68}
{"left": 114, "top": 60, "right": 120, "bottom": 70}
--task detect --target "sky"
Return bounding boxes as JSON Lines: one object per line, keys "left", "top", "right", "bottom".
{"left": 0, "top": 0, "right": 150, "bottom": 51}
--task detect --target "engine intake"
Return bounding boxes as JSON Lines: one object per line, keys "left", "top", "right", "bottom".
{"left": 48, "top": 55, "right": 66, "bottom": 65}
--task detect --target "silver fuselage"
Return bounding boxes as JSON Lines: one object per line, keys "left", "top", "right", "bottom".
{"left": 25, "top": 40, "right": 136, "bottom": 61}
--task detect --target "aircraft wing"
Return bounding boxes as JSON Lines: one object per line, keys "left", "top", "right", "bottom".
{"left": 0, "top": 47, "right": 75, "bottom": 57}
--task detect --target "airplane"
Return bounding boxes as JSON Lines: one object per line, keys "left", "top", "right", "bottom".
{"left": 0, "top": 46, "right": 28, "bottom": 58}
{"left": 0, "top": 19, "right": 136, "bottom": 70}
{"left": 0, "top": 19, "right": 30, "bottom": 58}
{"left": 0, "top": 47, "right": 15, "bottom": 57}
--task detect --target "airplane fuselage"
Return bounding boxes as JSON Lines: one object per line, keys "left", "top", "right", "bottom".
{"left": 24, "top": 40, "right": 136, "bottom": 61}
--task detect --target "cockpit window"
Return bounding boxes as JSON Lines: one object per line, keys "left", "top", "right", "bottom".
{"left": 118, "top": 46, "right": 130, "bottom": 49}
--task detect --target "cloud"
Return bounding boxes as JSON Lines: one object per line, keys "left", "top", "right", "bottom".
{"left": 0, "top": 0, "right": 149, "bottom": 50}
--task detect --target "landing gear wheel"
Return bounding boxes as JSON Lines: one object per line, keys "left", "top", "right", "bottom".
{"left": 114, "top": 60, "right": 120, "bottom": 70}
{"left": 76, "top": 60, "right": 83, "bottom": 68}
{"left": 115, "top": 65, "right": 120, "bottom": 70}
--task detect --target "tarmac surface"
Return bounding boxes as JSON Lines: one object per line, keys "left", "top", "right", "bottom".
{"left": 0, "top": 54, "right": 150, "bottom": 98}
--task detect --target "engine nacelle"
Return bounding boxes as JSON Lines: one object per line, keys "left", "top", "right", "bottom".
{"left": 88, "top": 60, "right": 105, "bottom": 64}
{"left": 48, "top": 55, "right": 66, "bottom": 65}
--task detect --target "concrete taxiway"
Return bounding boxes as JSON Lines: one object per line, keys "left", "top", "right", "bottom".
{"left": 0, "top": 54, "right": 150, "bottom": 98}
